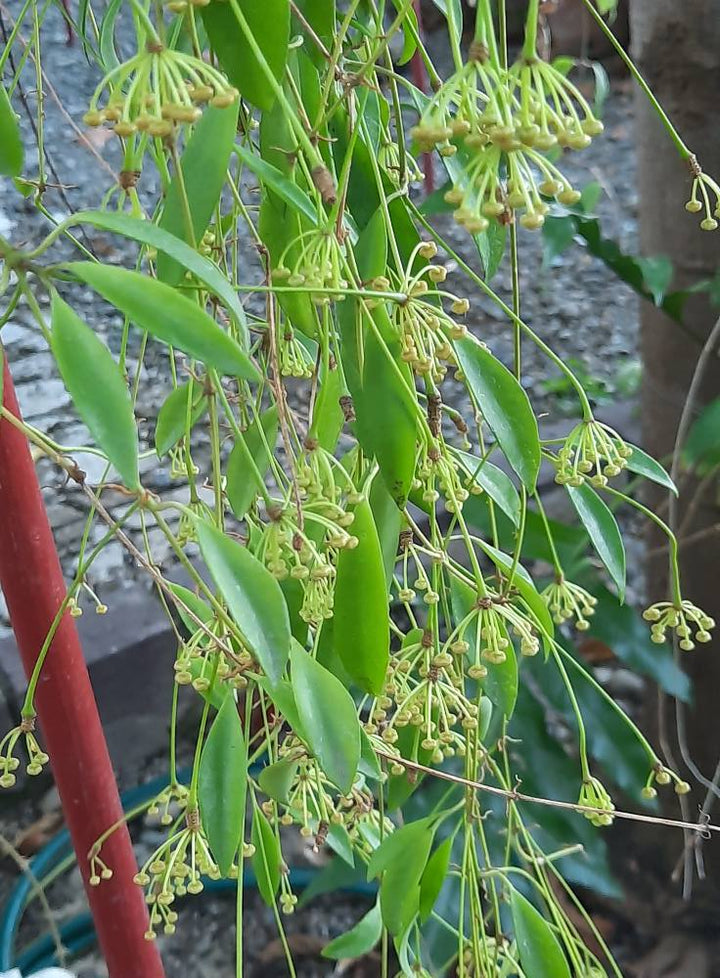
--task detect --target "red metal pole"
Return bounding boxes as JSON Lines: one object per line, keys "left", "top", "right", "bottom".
{"left": 0, "top": 356, "right": 165, "bottom": 978}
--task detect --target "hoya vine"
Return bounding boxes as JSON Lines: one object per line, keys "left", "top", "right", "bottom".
{"left": 0, "top": 0, "right": 717, "bottom": 975}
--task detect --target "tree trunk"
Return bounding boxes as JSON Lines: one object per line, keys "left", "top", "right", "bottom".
{"left": 631, "top": 0, "right": 720, "bottom": 893}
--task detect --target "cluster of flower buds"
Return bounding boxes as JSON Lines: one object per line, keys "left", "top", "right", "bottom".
{"left": 459, "top": 938, "right": 518, "bottom": 978}
{"left": 377, "top": 241, "right": 467, "bottom": 380}
{"left": 0, "top": 715, "right": 49, "bottom": 787}
{"left": 553, "top": 419, "right": 633, "bottom": 488}
{"left": 173, "top": 624, "right": 245, "bottom": 692}
{"left": 277, "top": 327, "right": 315, "bottom": 378}
{"left": 67, "top": 581, "right": 108, "bottom": 617}
{"left": 542, "top": 576, "right": 597, "bottom": 630}
{"left": 134, "top": 806, "right": 242, "bottom": 939}
{"left": 271, "top": 230, "right": 347, "bottom": 305}
{"left": 462, "top": 591, "right": 541, "bottom": 673}
{"left": 685, "top": 155, "right": 720, "bottom": 231}
{"left": 265, "top": 742, "right": 342, "bottom": 841}
{"left": 643, "top": 599, "right": 715, "bottom": 651}
{"left": 578, "top": 775, "right": 615, "bottom": 827}
{"left": 641, "top": 762, "right": 690, "bottom": 799}
{"left": 414, "top": 439, "right": 470, "bottom": 513}
{"left": 256, "top": 453, "right": 360, "bottom": 625}
{"left": 410, "top": 44, "right": 602, "bottom": 231}
{"left": 83, "top": 47, "right": 238, "bottom": 138}
{"left": 370, "top": 629, "right": 478, "bottom": 759}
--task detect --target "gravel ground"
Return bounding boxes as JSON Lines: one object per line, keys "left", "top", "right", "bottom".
{"left": 0, "top": 4, "right": 643, "bottom": 976}
{"left": 0, "top": 4, "right": 640, "bottom": 629}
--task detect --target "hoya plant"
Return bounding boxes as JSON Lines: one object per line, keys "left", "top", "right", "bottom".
{"left": 0, "top": 0, "right": 717, "bottom": 975}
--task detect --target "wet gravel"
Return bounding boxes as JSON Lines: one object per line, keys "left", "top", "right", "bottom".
{"left": 0, "top": 4, "right": 643, "bottom": 976}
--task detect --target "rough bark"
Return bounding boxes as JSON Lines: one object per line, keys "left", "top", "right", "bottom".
{"left": 631, "top": 0, "right": 720, "bottom": 895}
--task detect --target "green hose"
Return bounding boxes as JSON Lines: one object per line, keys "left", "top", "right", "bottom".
{"left": 0, "top": 768, "right": 375, "bottom": 974}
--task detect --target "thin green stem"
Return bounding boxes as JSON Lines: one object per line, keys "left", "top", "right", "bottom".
{"left": 579, "top": 0, "right": 691, "bottom": 160}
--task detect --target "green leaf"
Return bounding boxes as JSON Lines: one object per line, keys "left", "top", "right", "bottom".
{"left": 454, "top": 450, "right": 522, "bottom": 526}
{"left": 157, "top": 103, "right": 239, "bottom": 286}
{"left": 313, "top": 361, "right": 344, "bottom": 453}
{"left": 369, "top": 473, "right": 403, "bottom": 589}
{"left": 454, "top": 337, "right": 540, "bottom": 490}
{"left": 201, "top": 0, "right": 289, "bottom": 112}
{"left": 419, "top": 836, "right": 452, "bottom": 922}
{"left": 290, "top": 642, "right": 361, "bottom": 793}
{"left": 168, "top": 582, "right": 214, "bottom": 634}
{"left": 473, "top": 540, "right": 555, "bottom": 642}
{"left": 359, "top": 727, "right": 383, "bottom": 781}
{"left": 155, "top": 381, "right": 207, "bottom": 456}
{"left": 226, "top": 406, "right": 278, "bottom": 519}
{"left": 0, "top": 84, "right": 23, "bottom": 177}
{"left": 197, "top": 522, "right": 291, "bottom": 685}
{"left": 389, "top": 0, "right": 418, "bottom": 65}
{"left": 254, "top": 675, "right": 305, "bottom": 734}
{"left": 450, "top": 577, "right": 518, "bottom": 718}
{"left": 251, "top": 803, "right": 282, "bottom": 905}
{"left": 368, "top": 818, "right": 435, "bottom": 936}
{"left": 67, "top": 263, "right": 258, "bottom": 380}
{"left": 429, "top": 0, "right": 462, "bottom": 44}
{"left": 235, "top": 144, "right": 318, "bottom": 225}
{"left": 359, "top": 306, "right": 418, "bottom": 506}
{"left": 355, "top": 207, "right": 388, "bottom": 280}
{"left": 684, "top": 397, "right": 720, "bottom": 472}
{"left": 50, "top": 293, "right": 139, "bottom": 488}
{"left": 624, "top": 443, "right": 677, "bottom": 494}
{"left": 73, "top": 211, "right": 249, "bottom": 343}
{"left": 198, "top": 694, "right": 247, "bottom": 876}
{"left": 510, "top": 888, "right": 571, "bottom": 978}
{"left": 322, "top": 903, "right": 383, "bottom": 960}
{"left": 333, "top": 499, "right": 390, "bottom": 694}
{"left": 566, "top": 483, "right": 626, "bottom": 599}
{"left": 258, "top": 756, "right": 298, "bottom": 804}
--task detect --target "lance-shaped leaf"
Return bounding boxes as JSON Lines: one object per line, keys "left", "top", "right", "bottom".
{"left": 419, "top": 836, "right": 453, "bottom": 922}
{"left": 67, "top": 263, "right": 258, "bottom": 380}
{"left": 50, "top": 293, "right": 139, "bottom": 488}
{"left": 251, "top": 803, "right": 282, "bottom": 905}
{"left": 567, "top": 483, "right": 626, "bottom": 599}
{"left": 333, "top": 499, "right": 390, "bottom": 694}
{"left": 322, "top": 903, "right": 382, "bottom": 960}
{"left": 155, "top": 381, "right": 207, "bottom": 457}
{"left": 290, "top": 642, "right": 361, "bottom": 793}
{"left": 158, "top": 103, "right": 240, "bottom": 286}
{"left": 367, "top": 817, "right": 435, "bottom": 935}
{"left": 235, "top": 144, "right": 318, "bottom": 225}
{"left": 0, "top": 84, "right": 23, "bottom": 177}
{"left": 198, "top": 695, "right": 247, "bottom": 875}
{"left": 455, "top": 336, "right": 540, "bottom": 490}
{"left": 201, "top": 0, "right": 289, "bottom": 112}
{"left": 510, "top": 888, "right": 572, "bottom": 978}
{"left": 454, "top": 449, "right": 522, "bottom": 526}
{"left": 625, "top": 443, "right": 677, "bottom": 495}
{"left": 197, "top": 522, "right": 291, "bottom": 685}
{"left": 73, "top": 211, "right": 248, "bottom": 343}
{"left": 225, "top": 406, "right": 278, "bottom": 519}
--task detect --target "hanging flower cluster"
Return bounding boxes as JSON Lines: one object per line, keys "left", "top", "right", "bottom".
{"left": 410, "top": 42, "right": 602, "bottom": 231}
{"left": 83, "top": 45, "right": 237, "bottom": 137}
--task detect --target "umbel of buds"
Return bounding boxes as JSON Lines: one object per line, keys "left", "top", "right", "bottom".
{"left": 410, "top": 41, "right": 603, "bottom": 232}
{"left": 643, "top": 599, "right": 715, "bottom": 651}
{"left": 83, "top": 45, "right": 238, "bottom": 138}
